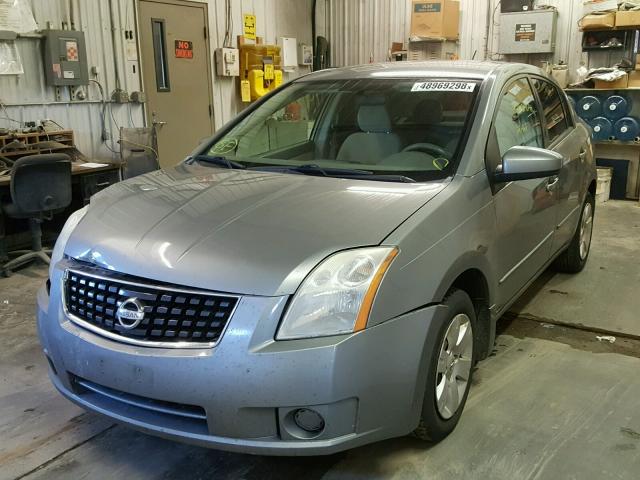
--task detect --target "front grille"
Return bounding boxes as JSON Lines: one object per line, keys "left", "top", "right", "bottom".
{"left": 63, "top": 267, "right": 240, "bottom": 347}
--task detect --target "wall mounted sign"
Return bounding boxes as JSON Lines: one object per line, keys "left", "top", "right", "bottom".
{"left": 515, "top": 23, "right": 536, "bottom": 42}
{"left": 243, "top": 13, "right": 256, "bottom": 40}
{"left": 175, "top": 40, "right": 193, "bottom": 59}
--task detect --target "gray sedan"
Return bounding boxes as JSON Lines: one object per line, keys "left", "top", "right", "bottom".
{"left": 38, "top": 61, "right": 596, "bottom": 455}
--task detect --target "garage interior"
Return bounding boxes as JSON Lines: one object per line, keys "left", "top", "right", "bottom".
{"left": 1, "top": 0, "right": 640, "bottom": 479}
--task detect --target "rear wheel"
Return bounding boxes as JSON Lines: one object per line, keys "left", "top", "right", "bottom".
{"left": 554, "top": 192, "right": 595, "bottom": 273}
{"left": 413, "top": 289, "right": 476, "bottom": 442}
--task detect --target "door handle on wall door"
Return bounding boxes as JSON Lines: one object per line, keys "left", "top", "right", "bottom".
{"left": 151, "top": 111, "right": 167, "bottom": 129}
{"left": 546, "top": 176, "right": 560, "bottom": 192}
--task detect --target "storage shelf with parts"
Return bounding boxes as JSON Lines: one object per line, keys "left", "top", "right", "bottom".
{"left": 567, "top": 89, "right": 640, "bottom": 143}
{"left": 0, "top": 130, "right": 75, "bottom": 159}
{"left": 566, "top": 87, "right": 640, "bottom": 92}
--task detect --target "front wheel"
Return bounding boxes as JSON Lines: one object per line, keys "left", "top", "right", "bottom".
{"left": 553, "top": 192, "right": 595, "bottom": 273}
{"left": 413, "top": 289, "right": 476, "bottom": 442}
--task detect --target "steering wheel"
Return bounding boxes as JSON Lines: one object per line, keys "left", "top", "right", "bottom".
{"left": 402, "top": 142, "right": 447, "bottom": 157}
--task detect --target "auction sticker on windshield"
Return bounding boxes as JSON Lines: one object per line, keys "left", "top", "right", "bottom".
{"left": 411, "top": 81, "right": 476, "bottom": 92}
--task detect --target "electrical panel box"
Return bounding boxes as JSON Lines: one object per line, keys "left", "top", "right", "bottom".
{"left": 298, "top": 44, "right": 313, "bottom": 65}
{"left": 279, "top": 37, "right": 298, "bottom": 69}
{"left": 43, "top": 29, "right": 89, "bottom": 86}
{"left": 215, "top": 47, "right": 239, "bottom": 76}
{"left": 498, "top": 10, "right": 558, "bottom": 54}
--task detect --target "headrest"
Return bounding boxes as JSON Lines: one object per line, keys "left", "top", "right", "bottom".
{"left": 357, "top": 103, "right": 391, "bottom": 133}
{"left": 413, "top": 99, "right": 443, "bottom": 125}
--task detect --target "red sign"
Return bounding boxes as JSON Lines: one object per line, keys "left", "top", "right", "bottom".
{"left": 175, "top": 40, "right": 193, "bottom": 59}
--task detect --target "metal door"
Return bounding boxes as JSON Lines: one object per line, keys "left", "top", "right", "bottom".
{"left": 487, "top": 77, "right": 559, "bottom": 307}
{"left": 138, "top": 0, "right": 214, "bottom": 168}
{"left": 530, "top": 76, "right": 584, "bottom": 253}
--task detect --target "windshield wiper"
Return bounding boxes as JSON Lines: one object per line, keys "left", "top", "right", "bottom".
{"left": 191, "top": 155, "right": 246, "bottom": 169}
{"left": 250, "top": 164, "right": 373, "bottom": 177}
{"left": 350, "top": 174, "right": 416, "bottom": 183}
{"left": 249, "top": 164, "right": 416, "bottom": 183}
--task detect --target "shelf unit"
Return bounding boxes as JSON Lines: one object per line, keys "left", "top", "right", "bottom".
{"left": 566, "top": 87, "right": 640, "bottom": 92}
{"left": 0, "top": 130, "right": 75, "bottom": 160}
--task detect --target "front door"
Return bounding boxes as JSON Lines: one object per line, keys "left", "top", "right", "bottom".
{"left": 487, "top": 76, "right": 559, "bottom": 308}
{"left": 138, "top": 0, "right": 214, "bottom": 168}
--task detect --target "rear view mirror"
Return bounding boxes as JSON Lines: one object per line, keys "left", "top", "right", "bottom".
{"left": 494, "top": 146, "right": 562, "bottom": 183}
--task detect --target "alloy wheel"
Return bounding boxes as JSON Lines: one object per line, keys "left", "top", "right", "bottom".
{"left": 435, "top": 313, "right": 473, "bottom": 420}
{"left": 579, "top": 202, "right": 594, "bottom": 260}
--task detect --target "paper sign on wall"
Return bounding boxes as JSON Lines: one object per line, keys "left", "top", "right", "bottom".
{"left": 243, "top": 13, "right": 256, "bottom": 40}
{"left": 240, "top": 79, "right": 251, "bottom": 102}
{"left": 175, "top": 40, "right": 193, "bottom": 59}
{"left": 264, "top": 63, "right": 274, "bottom": 80}
{"left": 66, "top": 41, "right": 79, "bottom": 61}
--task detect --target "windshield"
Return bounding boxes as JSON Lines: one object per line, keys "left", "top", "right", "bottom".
{"left": 202, "top": 78, "right": 479, "bottom": 182}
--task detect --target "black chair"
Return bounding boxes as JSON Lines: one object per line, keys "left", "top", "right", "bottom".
{"left": 1, "top": 153, "right": 72, "bottom": 275}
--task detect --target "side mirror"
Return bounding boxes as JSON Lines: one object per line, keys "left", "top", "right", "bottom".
{"left": 494, "top": 146, "right": 563, "bottom": 183}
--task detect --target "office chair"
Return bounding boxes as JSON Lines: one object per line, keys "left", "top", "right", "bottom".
{"left": 119, "top": 127, "right": 160, "bottom": 179}
{"left": 1, "top": 153, "right": 72, "bottom": 275}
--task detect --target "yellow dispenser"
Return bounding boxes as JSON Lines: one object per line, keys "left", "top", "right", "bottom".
{"left": 239, "top": 44, "right": 283, "bottom": 101}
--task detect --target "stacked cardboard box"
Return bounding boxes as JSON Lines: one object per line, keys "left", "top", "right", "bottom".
{"left": 410, "top": 0, "right": 460, "bottom": 40}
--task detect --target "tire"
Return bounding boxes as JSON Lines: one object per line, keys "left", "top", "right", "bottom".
{"left": 553, "top": 192, "right": 595, "bottom": 274}
{"left": 413, "top": 289, "right": 477, "bottom": 442}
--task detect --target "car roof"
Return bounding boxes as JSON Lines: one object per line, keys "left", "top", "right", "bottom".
{"left": 296, "top": 60, "right": 545, "bottom": 82}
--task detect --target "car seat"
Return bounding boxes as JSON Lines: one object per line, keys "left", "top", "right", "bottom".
{"left": 336, "top": 101, "right": 401, "bottom": 164}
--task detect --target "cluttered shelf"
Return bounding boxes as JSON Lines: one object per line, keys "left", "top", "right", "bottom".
{"left": 0, "top": 130, "right": 79, "bottom": 159}
{"left": 566, "top": 87, "right": 640, "bottom": 91}
{"left": 594, "top": 139, "right": 640, "bottom": 146}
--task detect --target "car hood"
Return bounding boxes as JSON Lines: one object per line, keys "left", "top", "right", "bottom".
{"left": 66, "top": 165, "right": 447, "bottom": 296}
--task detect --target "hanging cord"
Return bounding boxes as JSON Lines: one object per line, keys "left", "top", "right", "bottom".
{"left": 222, "top": 0, "right": 233, "bottom": 47}
{"left": 0, "top": 101, "right": 22, "bottom": 127}
{"left": 118, "top": 138, "right": 158, "bottom": 159}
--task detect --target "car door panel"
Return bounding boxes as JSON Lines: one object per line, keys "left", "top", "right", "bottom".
{"left": 530, "top": 77, "right": 582, "bottom": 253}
{"left": 487, "top": 76, "right": 558, "bottom": 309}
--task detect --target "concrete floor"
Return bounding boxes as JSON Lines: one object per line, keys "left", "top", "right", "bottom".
{"left": 512, "top": 200, "right": 640, "bottom": 337}
{"left": 1, "top": 201, "right": 640, "bottom": 480}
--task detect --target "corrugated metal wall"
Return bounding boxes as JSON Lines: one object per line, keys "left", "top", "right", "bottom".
{"left": 319, "top": 0, "right": 586, "bottom": 79}
{"left": 0, "top": 0, "right": 313, "bottom": 161}
{"left": 0, "top": 0, "right": 143, "bottom": 161}
{"left": 207, "top": 0, "right": 313, "bottom": 130}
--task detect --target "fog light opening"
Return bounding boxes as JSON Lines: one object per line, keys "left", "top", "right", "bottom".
{"left": 283, "top": 408, "right": 326, "bottom": 439}
{"left": 294, "top": 408, "right": 325, "bottom": 433}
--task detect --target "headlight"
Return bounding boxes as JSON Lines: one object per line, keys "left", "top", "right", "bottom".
{"left": 49, "top": 206, "right": 88, "bottom": 279}
{"left": 276, "top": 247, "right": 398, "bottom": 340}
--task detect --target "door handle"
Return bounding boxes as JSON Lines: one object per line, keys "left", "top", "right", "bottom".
{"left": 579, "top": 148, "right": 587, "bottom": 160}
{"left": 546, "top": 176, "right": 560, "bottom": 192}
{"left": 151, "top": 111, "right": 167, "bottom": 128}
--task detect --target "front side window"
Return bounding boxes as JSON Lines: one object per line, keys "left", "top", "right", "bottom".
{"left": 494, "top": 77, "right": 544, "bottom": 158}
{"left": 531, "top": 77, "right": 570, "bottom": 144}
{"left": 203, "top": 78, "right": 479, "bottom": 182}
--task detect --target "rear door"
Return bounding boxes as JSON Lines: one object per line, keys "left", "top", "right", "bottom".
{"left": 530, "top": 76, "right": 584, "bottom": 253}
{"left": 487, "top": 76, "right": 559, "bottom": 308}
{"left": 138, "top": 0, "right": 214, "bottom": 168}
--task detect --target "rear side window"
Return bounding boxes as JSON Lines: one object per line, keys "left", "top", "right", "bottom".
{"left": 494, "top": 77, "right": 544, "bottom": 158}
{"left": 531, "top": 78, "right": 570, "bottom": 144}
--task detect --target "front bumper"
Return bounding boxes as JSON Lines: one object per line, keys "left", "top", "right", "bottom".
{"left": 37, "top": 269, "right": 446, "bottom": 455}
